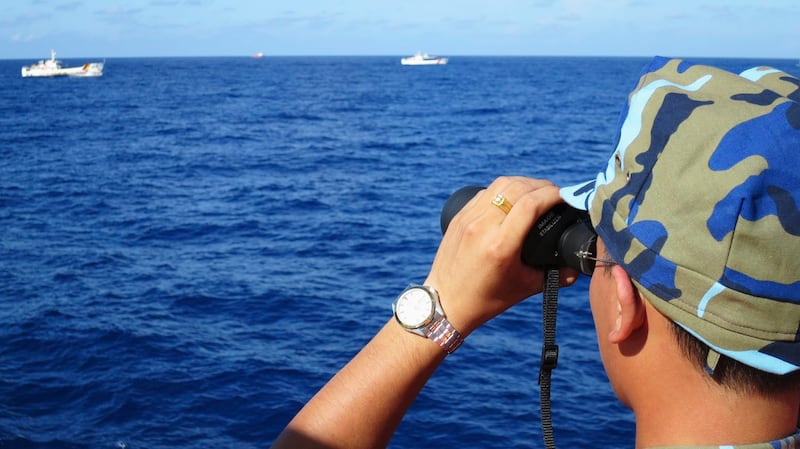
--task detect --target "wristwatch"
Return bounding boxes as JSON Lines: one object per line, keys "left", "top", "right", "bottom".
{"left": 392, "top": 285, "right": 464, "bottom": 354}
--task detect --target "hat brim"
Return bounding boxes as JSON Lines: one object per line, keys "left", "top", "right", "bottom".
{"left": 560, "top": 180, "right": 596, "bottom": 212}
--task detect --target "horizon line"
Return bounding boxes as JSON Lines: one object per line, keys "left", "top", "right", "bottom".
{"left": 3, "top": 53, "right": 798, "bottom": 61}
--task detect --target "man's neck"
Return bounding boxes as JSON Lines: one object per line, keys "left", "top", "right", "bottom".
{"left": 632, "top": 370, "right": 799, "bottom": 448}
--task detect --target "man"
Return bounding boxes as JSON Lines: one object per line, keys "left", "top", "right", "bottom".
{"left": 271, "top": 57, "right": 800, "bottom": 448}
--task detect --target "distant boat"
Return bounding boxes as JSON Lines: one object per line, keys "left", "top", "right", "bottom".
{"left": 251, "top": 52, "right": 265, "bottom": 59}
{"left": 21, "top": 50, "right": 103, "bottom": 78}
{"left": 400, "top": 52, "right": 448, "bottom": 66}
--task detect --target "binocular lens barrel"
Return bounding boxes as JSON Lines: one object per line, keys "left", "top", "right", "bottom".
{"left": 440, "top": 186, "right": 598, "bottom": 276}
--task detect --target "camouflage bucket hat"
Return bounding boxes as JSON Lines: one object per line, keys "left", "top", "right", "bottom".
{"left": 561, "top": 57, "right": 800, "bottom": 375}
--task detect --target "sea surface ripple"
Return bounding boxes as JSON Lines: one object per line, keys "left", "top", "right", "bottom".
{"left": 1, "top": 55, "right": 796, "bottom": 448}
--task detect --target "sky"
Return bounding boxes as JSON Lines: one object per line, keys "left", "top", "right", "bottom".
{"left": 2, "top": 0, "right": 799, "bottom": 60}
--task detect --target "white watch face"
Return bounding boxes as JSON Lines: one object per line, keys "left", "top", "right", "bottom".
{"left": 395, "top": 288, "right": 435, "bottom": 328}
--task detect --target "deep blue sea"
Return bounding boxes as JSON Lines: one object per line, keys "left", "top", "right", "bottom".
{"left": 2, "top": 55, "right": 798, "bottom": 449}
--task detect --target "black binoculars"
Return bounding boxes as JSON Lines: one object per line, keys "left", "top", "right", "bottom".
{"left": 440, "top": 186, "right": 599, "bottom": 276}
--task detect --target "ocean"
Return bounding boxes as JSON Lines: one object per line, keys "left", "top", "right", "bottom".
{"left": 2, "top": 55, "right": 797, "bottom": 449}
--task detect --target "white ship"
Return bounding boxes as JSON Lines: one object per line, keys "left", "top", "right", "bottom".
{"left": 400, "top": 52, "right": 448, "bottom": 66}
{"left": 21, "top": 50, "right": 104, "bottom": 78}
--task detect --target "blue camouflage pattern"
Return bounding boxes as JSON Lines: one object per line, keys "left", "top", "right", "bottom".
{"left": 561, "top": 57, "right": 800, "bottom": 375}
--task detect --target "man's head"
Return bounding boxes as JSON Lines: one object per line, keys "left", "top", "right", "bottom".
{"left": 562, "top": 57, "right": 800, "bottom": 378}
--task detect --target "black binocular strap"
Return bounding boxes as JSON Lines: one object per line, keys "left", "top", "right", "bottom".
{"left": 538, "top": 267, "right": 561, "bottom": 449}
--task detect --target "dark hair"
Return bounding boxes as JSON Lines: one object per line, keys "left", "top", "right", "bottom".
{"left": 669, "top": 321, "right": 800, "bottom": 396}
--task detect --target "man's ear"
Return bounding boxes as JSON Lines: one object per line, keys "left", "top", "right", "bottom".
{"left": 608, "top": 265, "right": 646, "bottom": 344}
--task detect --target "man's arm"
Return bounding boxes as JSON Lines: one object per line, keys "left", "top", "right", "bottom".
{"left": 271, "top": 177, "right": 571, "bottom": 449}
{"left": 271, "top": 319, "right": 445, "bottom": 449}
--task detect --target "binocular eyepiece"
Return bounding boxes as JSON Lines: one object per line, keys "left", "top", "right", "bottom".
{"left": 440, "top": 186, "right": 599, "bottom": 276}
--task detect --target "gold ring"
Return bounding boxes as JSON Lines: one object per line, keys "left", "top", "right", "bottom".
{"left": 491, "top": 194, "right": 513, "bottom": 214}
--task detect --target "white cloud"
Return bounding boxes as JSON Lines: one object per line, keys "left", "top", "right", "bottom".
{"left": 11, "top": 32, "right": 45, "bottom": 42}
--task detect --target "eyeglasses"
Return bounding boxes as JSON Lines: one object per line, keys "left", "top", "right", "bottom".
{"left": 574, "top": 250, "right": 618, "bottom": 274}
